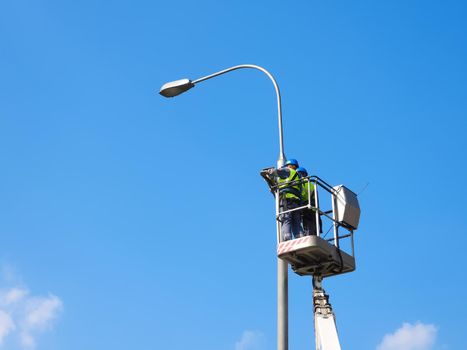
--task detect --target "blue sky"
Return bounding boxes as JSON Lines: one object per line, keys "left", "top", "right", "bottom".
{"left": 1, "top": 0, "right": 466, "bottom": 349}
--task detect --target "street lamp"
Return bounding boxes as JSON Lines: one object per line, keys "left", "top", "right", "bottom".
{"left": 160, "top": 64, "right": 289, "bottom": 350}
{"left": 159, "top": 79, "right": 194, "bottom": 98}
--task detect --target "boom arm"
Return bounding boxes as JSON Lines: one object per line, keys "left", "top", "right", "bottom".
{"left": 313, "top": 277, "right": 341, "bottom": 350}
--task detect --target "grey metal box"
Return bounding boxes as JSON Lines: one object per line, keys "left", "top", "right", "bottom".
{"left": 333, "top": 185, "right": 360, "bottom": 230}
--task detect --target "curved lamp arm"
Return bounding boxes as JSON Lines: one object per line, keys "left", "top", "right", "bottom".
{"left": 159, "top": 64, "right": 287, "bottom": 168}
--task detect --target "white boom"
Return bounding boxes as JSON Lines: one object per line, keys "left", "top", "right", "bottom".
{"left": 313, "top": 277, "right": 341, "bottom": 350}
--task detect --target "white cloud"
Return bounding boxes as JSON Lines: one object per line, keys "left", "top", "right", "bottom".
{"left": 377, "top": 322, "right": 438, "bottom": 350}
{"left": 0, "top": 310, "right": 15, "bottom": 345}
{"left": 23, "top": 294, "right": 63, "bottom": 331}
{"left": 0, "top": 265, "right": 63, "bottom": 349}
{"left": 0, "top": 288, "right": 29, "bottom": 306}
{"left": 235, "top": 330, "right": 265, "bottom": 350}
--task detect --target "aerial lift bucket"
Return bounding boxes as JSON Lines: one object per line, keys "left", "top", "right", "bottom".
{"left": 273, "top": 176, "right": 360, "bottom": 279}
{"left": 261, "top": 168, "right": 361, "bottom": 350}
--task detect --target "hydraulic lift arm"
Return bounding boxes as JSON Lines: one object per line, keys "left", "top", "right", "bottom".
{"left": 313, "top": 277, "right": 341, "bottom": 350}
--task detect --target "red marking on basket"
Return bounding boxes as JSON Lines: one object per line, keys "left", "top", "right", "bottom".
{"left": 277, "top": 236, "right": 308, "bottom": 255}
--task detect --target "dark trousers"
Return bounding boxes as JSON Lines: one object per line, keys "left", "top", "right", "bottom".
{"left": 280, "top": 199, "right": 301, "bottom": 241}
{"left": 302, "top": 209, "right": 317, "bottom": 236}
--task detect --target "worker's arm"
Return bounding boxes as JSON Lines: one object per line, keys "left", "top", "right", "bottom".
{"left": 260, "top": 167, "right": 285, "bottom": 193}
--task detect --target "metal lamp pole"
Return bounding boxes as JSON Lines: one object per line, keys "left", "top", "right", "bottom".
{"left": 160, "top": 64, "right": 289, "bottom": 350}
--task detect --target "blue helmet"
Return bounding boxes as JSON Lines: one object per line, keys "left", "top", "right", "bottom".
{"left": 297, "top": 167, "right": 308, "bottom": 176}
{"left": 284, "top": 159, "right": 299, "bottom": 167}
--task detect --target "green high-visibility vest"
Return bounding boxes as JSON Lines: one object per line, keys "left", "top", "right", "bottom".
{"left": 300, "top": 177, "right": 315, "bottom": 204}
{"left": 278, "top": 169, "right": 301, "bottom": 201}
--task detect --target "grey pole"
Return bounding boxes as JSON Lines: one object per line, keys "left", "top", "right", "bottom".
{"left": 160, "top": 64, "right": 289, "bottom": 350}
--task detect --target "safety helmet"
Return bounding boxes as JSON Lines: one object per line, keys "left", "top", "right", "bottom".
{"left": 284, "top": 159, "right": 299, "bottom": 167}
{"left": 297, "top": 167, "right": 308, "bottom": 176}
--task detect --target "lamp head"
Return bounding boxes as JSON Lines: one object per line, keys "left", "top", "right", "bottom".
{"left": 159, "top": 78, "right": 195, "bottom": 97}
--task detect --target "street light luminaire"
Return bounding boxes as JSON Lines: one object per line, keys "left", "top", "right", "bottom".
{"left": 159, "top": 78, "right": 195, "bottom": 97}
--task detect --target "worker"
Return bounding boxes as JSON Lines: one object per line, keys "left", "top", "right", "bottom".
{"left": 297, "top": 167, "right": 317, "bottom": 236}
{"left": 297, "top": 167, "right": 323, "bottom": 236}
{"left": 267, "top": 159, "right": 302, "bottom": 241}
